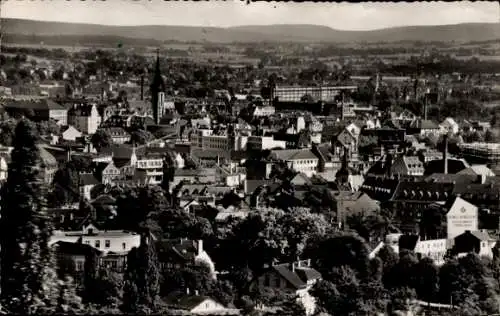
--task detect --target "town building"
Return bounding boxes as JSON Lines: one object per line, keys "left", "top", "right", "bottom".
{"left": 68, "top": 103, "right": 102, "bottom": 134}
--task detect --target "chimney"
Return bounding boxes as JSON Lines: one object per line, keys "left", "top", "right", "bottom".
{"left": 443, "top": 135, "right": 448, "bottom": 174}
{"left": 140, "top": 75, "right": 144, "bottom": 101}
{"left": 423, "top": 95, "right": 428, "bottom": 121}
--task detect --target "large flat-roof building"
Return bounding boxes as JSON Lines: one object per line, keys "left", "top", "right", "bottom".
{"left": 272, "top": 85, "right": 357, "bottom": 102}
{"left": 459, "top": 142, "right": 500, "bottom": 164}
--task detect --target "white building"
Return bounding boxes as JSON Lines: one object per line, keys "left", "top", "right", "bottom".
{"left": 49, "top": 223, "right": 141, "bottom": 254}
{"left": 253, "top": 105, "right": 275, "bottom": 117}
{"left": 247, "top": 136, "right": 286, "bottom": 151}
{"left": 68, "top": 103, "right": 102, "bottom": 135}
{"left": 270, "top": 149, "right": 319, "bottom": 177}
{"left": 446, "top": 196, "right": 479, "bottom": 239}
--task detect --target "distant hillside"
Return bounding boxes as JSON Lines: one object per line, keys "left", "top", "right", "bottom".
{"left": 3, "top": 18, "right": 500, "bottom": 44}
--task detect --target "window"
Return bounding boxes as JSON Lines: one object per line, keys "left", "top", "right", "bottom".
{"left": 85, "top": 240, "right": 90, "bottom": 245}
{"left": 95, "top": 240, "right": 100, "bottom": 248}
{"left": 76, "top": 260, "right": 84, "bottom": 271}
{"left": 122, "top": 242, "right": 126, "bottom": 250}
{"left": 105, "top": 240, "right": 110, "bottom": 248}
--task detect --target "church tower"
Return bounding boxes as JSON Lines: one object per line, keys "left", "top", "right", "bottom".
{"left": 150, "top": 49, "right": 166, "bottom": 125}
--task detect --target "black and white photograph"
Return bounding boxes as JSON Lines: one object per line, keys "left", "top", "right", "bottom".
{"left": 1, "top": 0, "right": 500, "bottom": 315}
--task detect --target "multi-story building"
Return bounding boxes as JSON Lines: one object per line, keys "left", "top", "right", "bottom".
{"left": 272, "top": 85, "right": 357, "bottom": 102}
{"left": 134, "top": 153, "right": 164, "bottom": 185}
{"left": 68, "top": 103, "right": 102, "bottom": 134}
{"left": 50, "top": 223, "right": 141, "bottom": 272}
{"left": 102, "top": 127, "right": 131, "bottom": 144}
{"left": 270, "top": 149, "right": 319, "bottom": 177}
{"left": 189, "top": 128, "right": 248, "bottom": 152}
{"left": 3, "top": 99, "right": 68, "bottom": 125}
{"left": 247, "top": 136, "right": 286, "bottom": 151}
{"left": 459, "top": 142, "right": 500, "bottom": 164}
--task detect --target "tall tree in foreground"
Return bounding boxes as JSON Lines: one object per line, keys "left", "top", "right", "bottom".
{"left": 0, "top": 119, "right": 59, "bottom": 314}
{"left": 122, "top": 233, "right": 160, "bottom": 313}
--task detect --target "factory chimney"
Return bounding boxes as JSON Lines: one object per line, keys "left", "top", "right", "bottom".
{"left": 443, "top": 134, "right": 448, "bottom": 174}
{"left": 140, "top": 74, "right": 144, "bottom": 101}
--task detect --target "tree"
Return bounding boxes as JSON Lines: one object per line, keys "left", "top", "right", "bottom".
{"left": 307, "top": 232, "right": 371, "bottom": 280}
{"left": 312, "top": 265, "right": 388, "bottom": 315}
{"left": 122, "top": 235, "right": 160, "bottom": 313}
{"left": 130, "top": 129, "right": 155, "bottom": 146}
{"left": 57, "top": 276, "right": 84, "bottom": 313}
{"left": 115, "top": 186, "right": 169, "bottom": 232}
{"left": 0, "top": 119, "right": 17, "bottom": 146}
{"left": 414, "top": 257, "right": 439, "bottom": 302}
{"left": 0, "top": 119, "right": 60, "bottom": 313}
{"left": 91, "top": 129, "right": 112, "bottom": 152}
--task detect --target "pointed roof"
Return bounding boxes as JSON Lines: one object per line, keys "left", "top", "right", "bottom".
{"left": 151, "top": 49, "right": 166, "bottom": 93}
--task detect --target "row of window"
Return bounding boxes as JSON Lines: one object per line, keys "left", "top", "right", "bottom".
{"left": 84, "top": 239, "right": 127, "bottom": 250}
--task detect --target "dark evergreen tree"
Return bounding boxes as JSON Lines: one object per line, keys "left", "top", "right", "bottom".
{"left": 0, "top": 119, "right": 60, "bottom": 314}
{"left": 122, "top": 233, "right": 160, "bottom": 313}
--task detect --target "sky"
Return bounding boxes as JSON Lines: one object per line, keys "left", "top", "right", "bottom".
{"left": 2, "top": 0, "right": 499, "bottom": 31}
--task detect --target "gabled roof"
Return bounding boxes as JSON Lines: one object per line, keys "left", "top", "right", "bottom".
{"left": 391, "top": 180, "right": 455, "bottom": 202}
{"left": 52, "top": 240, "right": 102, "bottom": 256}
{"left": 38, "top": 145, "right": 58, "bottom": 167}
{"left": 457, "top": 165, "right": 495, "bottom": 177}
{"left": 4, "top": 98, "right": 66, "bottom": 111}
{"left": 79, "top": 173, "right": 99, "bottom": 186}
{"left": 270, "top": 149, "right": 318, "bottom": 161}
{"left": 411, "top": 119, "right": 439, "bottom": 130}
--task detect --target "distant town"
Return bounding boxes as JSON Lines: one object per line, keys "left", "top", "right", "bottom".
{"left": 4, "top": 11, "right": 500, "bottom": 316}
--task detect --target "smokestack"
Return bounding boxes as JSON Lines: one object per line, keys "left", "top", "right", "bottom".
{"left": 340, "top": 92, "right": 345, "bottom": 121}
{"left": 423, "top": 97, "right": 428, "bottom": 121}
{"left": 443, "top": 134, "right": 448, "bottom": 174}
{"left": 140, "top": 75, "right": 144, "bottom": 101}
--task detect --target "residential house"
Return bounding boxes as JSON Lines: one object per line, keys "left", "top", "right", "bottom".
{"left": 410, "top": 119, "right": 440, "bottom": 137}
{"left": 95, "top": 161, "right": 122, "bottom": 185}
{"left": 333, "top": 128, "right": 358, "bottom": 161}
{"left": 452, "top": 230, "right": 496, "bottom": 259}
{"left": 164, "top": 293, "right": 237, "bottom": 315}
{"left": 49, "top": 223, "right": 141, "bottom": 272}
{"left": 102, "top": 127, "right": 130, "bottom": 144}
{"left": 79, "top": 172, "right": 100, "bottom": 201}
{"left": 250, "top": 259, "right": 321, "bottom": 315}
{"left": 52, "top": 241, "right": 103, "bottom": 281}
{"left": 61, "top": 125, "right": 82, "bottom": 142}
{"left": 157, "top": 239, "right": 216, "bottom": 279}
{"left": 68, "top": 103, "right": 102, "bottom": 134}
{"left": 270, "top": 149, "right": 319, "bottom": 177}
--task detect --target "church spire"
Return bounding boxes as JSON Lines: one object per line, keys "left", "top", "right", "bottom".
{"left": 151, "top": 48, "right": 166, "bottom": 125}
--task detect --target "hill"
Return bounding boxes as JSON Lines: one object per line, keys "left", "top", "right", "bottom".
{"left": 3, "top": 18, "right": 500, "bottom": 45}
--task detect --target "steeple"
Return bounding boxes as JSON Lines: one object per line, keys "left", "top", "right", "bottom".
{"left": 151, "top": 48, "right": 166, "bottom": 125}
{"left": 335, "top": 146, "right": 351, "bottom": 188}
